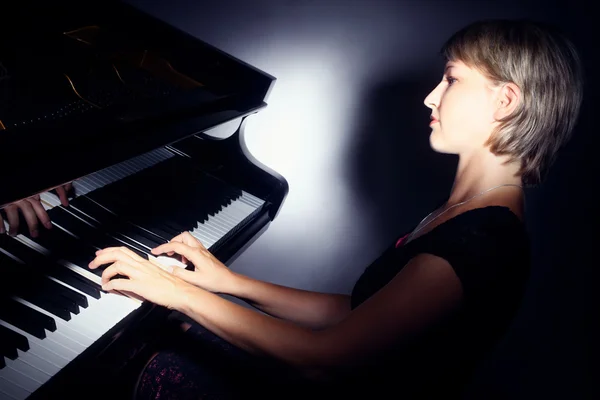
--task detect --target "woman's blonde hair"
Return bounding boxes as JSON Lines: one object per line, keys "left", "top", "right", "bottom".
{"left": 441, "top": 19, "right": 584, "bottom": 187}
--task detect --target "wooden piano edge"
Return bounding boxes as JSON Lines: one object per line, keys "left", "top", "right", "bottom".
{"left": 26, "top": 208, "right": 274, "bottom": 400}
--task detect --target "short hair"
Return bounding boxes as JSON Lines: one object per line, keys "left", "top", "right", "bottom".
{"left": 440, "top": 19, "right": 584, "bottom": 187}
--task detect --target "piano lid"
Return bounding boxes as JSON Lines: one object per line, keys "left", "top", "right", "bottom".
{"left": 0, "top": 0, "right": 275, "bottom": 207}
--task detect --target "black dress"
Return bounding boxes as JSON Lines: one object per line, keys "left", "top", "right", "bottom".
{"left": 134, "top": 206, "right": 530, "bottom": 399}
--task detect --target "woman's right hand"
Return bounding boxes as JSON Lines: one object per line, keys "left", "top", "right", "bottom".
{"left": 150, "top": 232, "right": 235, "bottom": 294}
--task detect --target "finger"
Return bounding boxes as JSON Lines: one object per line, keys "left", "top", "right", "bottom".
{"left": 169, "top": 231, "right": 202, "bottom": 248}
{"left": 18, "top": 200, "right": 41, "bottom": 237}
{"left": 89, "top": 249, "right": 143, "bottom": 270}
{"left": 151, "top": 242, "right": 201, "bottom": 263}
{"left": 5, "top": 205, "right": 20, "bottom": 236}
{"left": 100, "top": 261, "right": 139, "bottom": 286}
{"left": 27, "top": 197, "right": 52, "bottom": 230}
{"left": 181, "top": 231, "right": 204, "bottom": 247}
{"left": 169, "top": 267, "right": 198, "bottom": 285}
{"left": 65, "top": 182, "right": 73, "bottom": 192}
{"left": 95, "top": 246, "right": 146, "bottom": 263}
{"left": 102, "top": 276, "right": 136, "bottom": 293}
{"left": 55, "top": 186, "right": 69, "bottom": 207}
{"left": 119, "top": 290, "right": 145, "bottom": 303}
{"left": 147, "top": 256, "right": 174, "bottom": 273}
{"left": 0, "top": 213, "right": 4, "bottom": 234}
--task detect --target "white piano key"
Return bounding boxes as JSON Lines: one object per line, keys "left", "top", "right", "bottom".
{"left": 85, "top": 175, "right": 107, "bottom": 190}
{"left": 46, "top": 317, "right": 94, "bottom": 347}
{"left": 212, "top": 209, "right": 235, "bottom": 225}
{"left": 240, "top": 193, "right": 263, "bottom": 208}
{"left": 237, "top": 196, "right": 256, "bottom": 208}
{"left": 6, "top": 358, "right": 50, "bottom": 385}
{"left": 2, "top": 363, "right": 43, "bottom": 389}
{"left": 221, "top": 202, "right": 246, "bottom": 220}
{"left": 43, "top": 279, "right": 113, "bottom": 341}
{"left": 213, "top": 210, "right": 236, "bottom": 226}
{"left": 0, "top": 376, "right": 29, "bottom": 400}
{"left": 230, "top": 199, "right": 256, "bottom": 216}
{"left": 39, "top": 192, "right": 61, "bottom": 208}
{"left": 0, "top": 369, "right": 34, "bottom": 396}
{"left": 243, "top": 191, "right": 264, "bottom": 205}
{"left": 0, "top": 321, "right": 69, "bottom": 369}
{"left": 189, "top": 231, "right": 213, "bottom": 248}
{"left": 195, "top": 224, "right": 219, "bottom": 241}
{"left": 205, "top": 225, "right": 225, "bottom": 241}
{"left": 190, "top": 228, "right": 216, "bottom": 245}
{"left": 12, "top": 299, "right": 81, "bottom": 360}
{"left": 212, "top": 214, "right": 235, "bottom": 231}
{"left": 205, "top": 217, "right": 228, "bottom": 235}
{"left": 15, "top": 349, "right": 62, "bottom": 377}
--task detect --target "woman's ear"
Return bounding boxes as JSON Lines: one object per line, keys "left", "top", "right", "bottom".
{"left": 494, "top": 82, "right": 521, "bottom": 120}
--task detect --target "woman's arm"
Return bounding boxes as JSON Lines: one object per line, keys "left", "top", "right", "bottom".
{"left": 225, "top": 272, "right": 351, "bottom": 329}
{"left": 91, "top": 249, "right": 463, "bottom": 380}
{"left": 153, "top": 232, "right": 350, "bottom": 330}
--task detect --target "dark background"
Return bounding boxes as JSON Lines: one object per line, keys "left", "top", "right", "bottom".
{"left": 125, "top": 0, "right": 596, "bottom": 397}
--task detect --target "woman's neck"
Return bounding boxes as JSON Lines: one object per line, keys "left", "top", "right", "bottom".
{"left": 446, "top": 149, "right": 523, "bottom": 207}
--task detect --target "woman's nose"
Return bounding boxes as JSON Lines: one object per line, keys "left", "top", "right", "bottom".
{"left": 424, "top": 83, "right": 441, "bottom": 109}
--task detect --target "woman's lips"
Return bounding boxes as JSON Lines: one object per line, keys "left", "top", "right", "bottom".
{"left": 429, "top": 119, "right": 439, "bottom": 126}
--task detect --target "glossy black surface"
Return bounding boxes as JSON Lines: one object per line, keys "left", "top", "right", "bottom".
{"left": 0, "top": 0, "right": 275, "bottom": 207}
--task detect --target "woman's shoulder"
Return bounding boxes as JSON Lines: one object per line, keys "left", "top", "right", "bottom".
{"left": 405, "top": 204, "right": 526, "bottom": 249}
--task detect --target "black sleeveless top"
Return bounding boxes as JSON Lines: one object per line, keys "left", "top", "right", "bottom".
{"left": 348, "top": 206, "right": 530, "bottom": 398}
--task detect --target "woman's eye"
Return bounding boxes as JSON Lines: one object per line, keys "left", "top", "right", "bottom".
{"left": 446, "top": 76, "right": 457, "bottom": 85}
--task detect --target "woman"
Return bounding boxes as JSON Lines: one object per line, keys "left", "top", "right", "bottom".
{"left": 89, "top": 19, "right": 583, "bottom": 399}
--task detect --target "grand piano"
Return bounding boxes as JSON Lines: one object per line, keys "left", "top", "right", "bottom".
{"left": 0, "top": 1, "right": 288, "bottom": 398}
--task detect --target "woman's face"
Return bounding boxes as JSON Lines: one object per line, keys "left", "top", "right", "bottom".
{"left": 424, "top": 60, "right": 500, "bottom": 155}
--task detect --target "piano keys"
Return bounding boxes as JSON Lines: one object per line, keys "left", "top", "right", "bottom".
{"left": 0, "top": 0, "right": 288, "bottom": 398}
{"left": 0, "top": 146, "right": 278, "bottom": 399}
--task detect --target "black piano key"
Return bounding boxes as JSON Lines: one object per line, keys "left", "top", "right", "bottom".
{"left": 65, "top": 205, "right": 157, "bottom": 254}
{"left": 86, "top": 170, "right": 174, "bottom": 224}
{"left": 0, "top": 236, "right": 91, "bottom": 307}
{"left": 0, "top": 340, "right": 19, "bottom": 360}
{"left": 28, "top": 223, "right": 96, "bottom": 266}
{"left": 51, "top": 268, "right": 99, "bottom": 301}
{"left": 40, "top": 281, "right": 82, "bottom": 314}
{"left": 37, "top": 276, "right": 87, "bottom": 310}
{"left": 18, "top": 239, "right": 100, "bottom": 300}
{"left": 0, "top": 355, "right": 4, "bottom": 369}
{"left": 27, "top": 291, "right": 74, "bottom": 320}
{"left": 0, "top": 257, "right": 72, "bottom": 322}
{"left": 71, "top": 196, "right": 145, "bottom": 238}
{"left": 71, "top": 196, "right": 166, "bottom": 248}
{"left": 33, "top": 260, "right": 101, "bottom": 300}
{"left": 51, "top": 207, "right": 113, "bottom": 249}
{"left": 120, "top": 228, "right": 165, "bottom": 250}
{"left": 0, "top": 323, "right": 29, "bottom": 351}
{"left": 0, "top": 297, "right": 55, "bottom": 339}
{"left": 161, "top": 218, "right": 190, "bottom": 235}
{"left": 81, "top": 156, "right": 245, "bottom": 249}
{"left": 10, "top": 286, "right": 72, "bottom": 322}
{"left": 52, "top": 207, "right": 149, "bottom": 261}
{"left": 141, "top": 220, "right": 179, "bottom": 239}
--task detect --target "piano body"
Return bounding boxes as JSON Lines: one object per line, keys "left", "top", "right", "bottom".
{"left": 0, "top": 1, "right": 288, "bottom": 398}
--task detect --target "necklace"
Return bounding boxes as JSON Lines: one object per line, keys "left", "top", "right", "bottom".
{"left": 404, "top": 183, "right": 524, "bottom": 244}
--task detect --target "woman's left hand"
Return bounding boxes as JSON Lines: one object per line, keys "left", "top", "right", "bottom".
{"left": 88, "top": 246, "right": 192, "bottom": 310}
